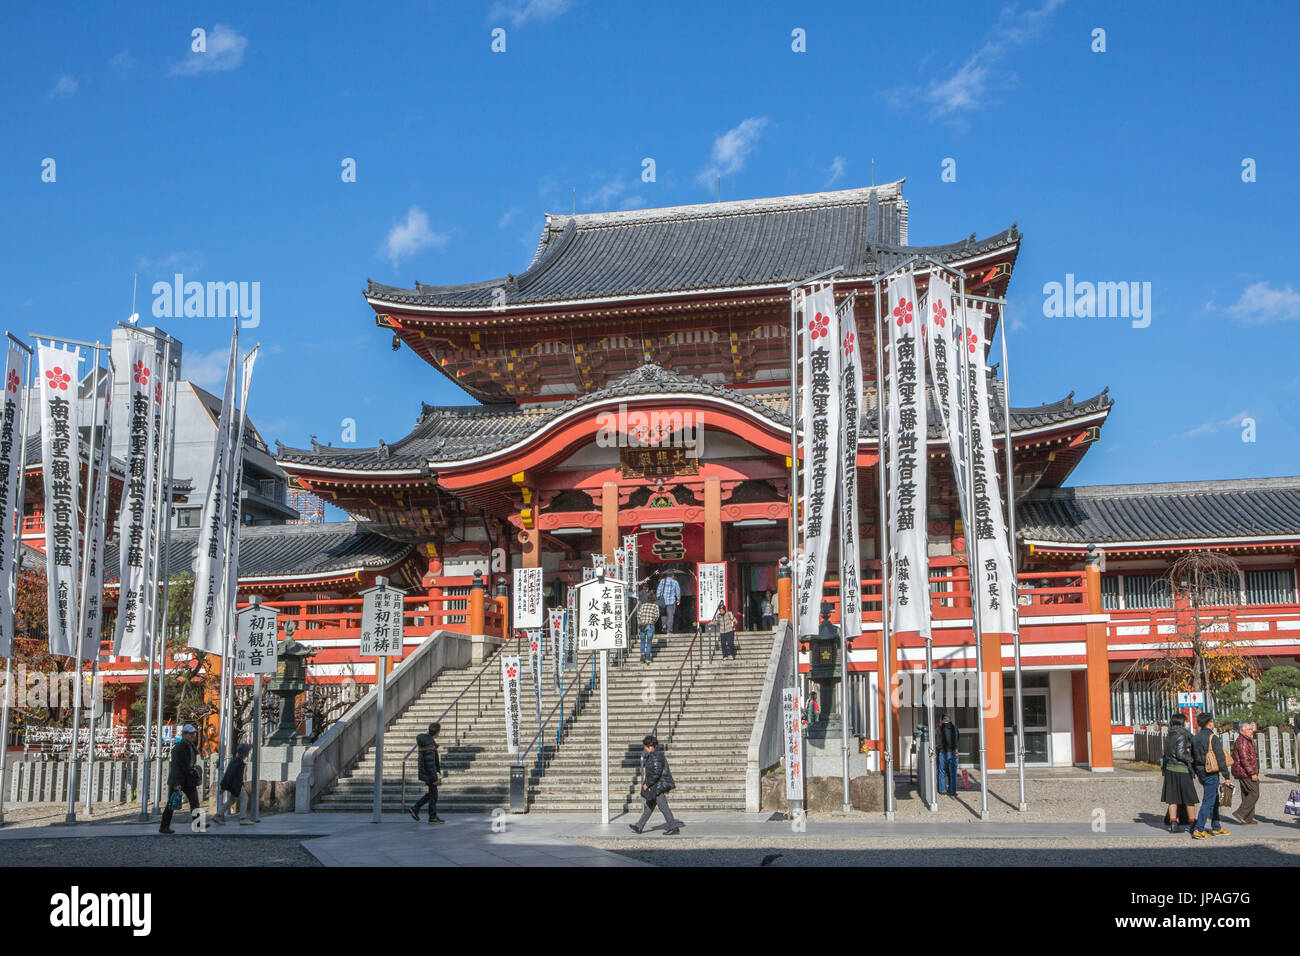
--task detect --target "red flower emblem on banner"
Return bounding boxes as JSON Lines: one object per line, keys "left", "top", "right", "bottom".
{"left": 966, "top": 329, "right": 979, "bottom": 354}
{"left": 893, "top": 297, "right": 913, "bottom": 326}
{"left": 808, "top": 312, "right": 830, "bottom": 340}
{"left": 133, "top": 360, "right": 150, "bottom": 386}
{"left": 5, "top": 369, "right": 18, "bottom": 393}
{"left": 932, "top": 300, "right": 947, "bottom": 328}
{"left": 530, "top": 639, "right": 539, "bottom": 652}
{"left": 842, "top": 331, "right": 855, "bottom": 358}
{"left": 45, "top": 366, "right": 70, "bottom": 391}
{"left": 154, "top": 380, "right": 163, "bottom": 404}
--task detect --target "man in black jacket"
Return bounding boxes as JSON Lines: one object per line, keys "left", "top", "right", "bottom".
{"left": 1191, "top": 713, "right": 1231, "bottom": 839}
{"left": 408, "top": 722, "right": 444, "bottom": 824}
{"left": 159, "top": 725, "right": 202, "bottom": 834}
{"left": 630, "top": 735, "right": 680, "bottom": 835}
{"left": 213, "top": 743, "right": 252, "bottom": 825}
{"left": 936, "top": 714, "right": 960, "bottom": 797}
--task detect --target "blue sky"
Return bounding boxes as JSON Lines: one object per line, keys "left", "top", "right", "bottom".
{"left": 3, "top": 0, "right": 1298, "bottom": 494}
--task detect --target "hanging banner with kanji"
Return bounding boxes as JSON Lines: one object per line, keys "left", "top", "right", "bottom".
{"left": 923, "top": 274, "right": 967, "bottom": 504}
{"left": 359, "top": 583, "right": 405, "bottom": 657}
{"left": 113, "top": 334, "right": 158, "bottom": 658}
{"left": 513, "top": 566, "right": 544, "bottom": 629}
{"left": 501, "top": 654, "right": 522, "bottom": 755}
{"left": 81, "top": 380, "right": 113, "bottom": 657}
{"left": 838, "top": 296, "right": 864, "bottom": 639}
{"left": 527, "top": 628, "right": 543, "bottom": 682}
{"left": 235, "top": 604, "right": 280, "bottom": 675}
{"left": 222, "top": 347, "right": 258, "bottom": 645}
{"left": 796, "top": 285, "right": 841, "bottom": 638}
{"left": 565, "top": 587, "right": 578, "bottom": 667}
{"left": 886, "top": 272, "right": 931, "bottom": 639}
{"left": 0, "top": 343, "right": 29, "bottom": 658}
{"left": 697, "top": 561, "right": 726, "bottom": 622}
{"left": 782, "top": 687, "right": 803, "bottom": 801}
{"left": 960, "top": 299, "right": 1017, "bottom": 636}
{"left": 548, "top": 608, "right": 565, "bottom": 691}
{"left": 39, "top": 345, "right": 82, "bottom": 656}
{"left": 575, "top": 577, "right": 627, "bottom": 651}
{"left": 188, "top": 330, "right": 238, "bottom": 655}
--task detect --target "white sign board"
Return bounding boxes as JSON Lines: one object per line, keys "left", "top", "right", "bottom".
{"left": 513, "top": 567, "right": 544, "bottom": 629}
{"left": 575, "top": 577, "right": 627, "bottom": 652}
{"left": 781, "top": 688, "right": 803, "bottom": 801}
{"left": 697, "top": 561, "right": 727, "bottom": 622}
{"left": 360, "top": 584, "right": 405, "bottom": 657}
{"left": 1177, "top": 692, "right": 1205, "bottom": 707}
{"left": 502, "top": 655, "right": 522, "bottom": 755}
{"left": 235, "top": 605, "right": 279, "bottom": 675}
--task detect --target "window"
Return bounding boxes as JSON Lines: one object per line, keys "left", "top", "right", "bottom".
{"left": 1123, "top": 573, "right": 1171, "bottom": 609}
{"left": 1244, "top": 568, "right": 1296, "bottom": 605}
{"left": 1195, "top": 570, "right": 1240, "bottom": 607}
{"left": 176, "top": 508, "right": 199, "bottom": 529}
{"left": 1100, "top": 576, "right": 1119, "bottom": 610}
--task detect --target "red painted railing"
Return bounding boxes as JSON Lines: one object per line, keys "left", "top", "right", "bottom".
{"left": 1106, "top": 603, "right": 1300, "bottom": 658}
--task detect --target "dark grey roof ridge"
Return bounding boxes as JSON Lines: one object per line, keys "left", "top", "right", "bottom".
{"left": 1029, "top": 476, "right": 1300, "bottom": 500}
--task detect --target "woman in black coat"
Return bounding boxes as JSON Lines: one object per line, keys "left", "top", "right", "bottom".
{"left": 1161, "top": 713, "right": 1198, "bottom": 832}
{"left": 408, "top": 722, "right": 444, "bottom": 824}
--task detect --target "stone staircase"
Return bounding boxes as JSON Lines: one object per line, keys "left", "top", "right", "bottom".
{"left": 314, "top": 629, "right": 776, "bottom": 814}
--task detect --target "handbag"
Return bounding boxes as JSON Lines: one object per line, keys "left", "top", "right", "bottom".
{"left": 657, "top": 766, "right": 676, "bottom": 795}
{"left": 1285, "top": 789, "right": 1300, "bottom": 818}
{"left": 1218, "top": 780, "right": 1234, "bottom": 807}
{"left": 166, "top": 788, "right": 184, "bottom": 812}
{"left": 1204, "top": 745, "right": 1219, "bottom": 775}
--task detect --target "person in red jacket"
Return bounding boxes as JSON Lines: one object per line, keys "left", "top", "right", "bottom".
{"left": 1231, "top": 722, "right": 1261, "bottom": 825}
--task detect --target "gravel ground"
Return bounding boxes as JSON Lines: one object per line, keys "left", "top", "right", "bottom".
{"left": 0, "top": 804, "right": 148, "bottom": 829}
{"left": 578, "top": 837, "right": 1300, "bottom": 867}
{"left": 0, "top": 835, "right": 322, "bottom": 867}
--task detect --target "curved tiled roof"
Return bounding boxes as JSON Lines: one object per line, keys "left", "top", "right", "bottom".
{"left": 277, "top": 364, "right": 1111, "bottom": 472}
{"left": 1018, "top": 477, "right": 1300, "bottom": 545}
{"left": 105, "top": 521, "right": 412, "bottom": 583}
{"left": 364, "top": 182, "right": 1020, "bottom": 310}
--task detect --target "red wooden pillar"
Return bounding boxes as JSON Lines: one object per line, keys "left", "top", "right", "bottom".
{"left": 1083, "top": 548, "right": 1115, "bottom": 771}
{"left": 1071, "top": 671, "right": 1090, "bottom": 764}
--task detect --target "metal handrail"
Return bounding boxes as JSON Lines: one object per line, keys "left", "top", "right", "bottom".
{"left": 649, "top": 622, "right": 708, "bottom": 745}
{"left": 515, "top": 652, "right": 598, "bottom": 789}
{"left": 400, "top": 630, "right": 522, "bottom": 808}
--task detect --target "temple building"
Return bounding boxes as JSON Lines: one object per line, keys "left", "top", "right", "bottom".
{"left": 17, "top": 182, "right": 1298, "bottom": 770}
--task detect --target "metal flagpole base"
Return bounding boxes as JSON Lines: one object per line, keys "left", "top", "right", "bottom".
{"left": 884, "top": 811, "right": 895, "bottom": 822}
{"left": 979, "top": 810, "right": 990, "bottom": 821}
{"left": 1018, "top": 803, "right": 1028, "bottom": 813}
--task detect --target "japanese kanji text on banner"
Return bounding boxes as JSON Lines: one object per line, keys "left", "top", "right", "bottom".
{"left": 112, "top": 334, "right": 158, "bottom": 658}
{"left": 359, "top": 584, "right": 404, "bottom": 657}
{"left": 235, "top": 605, "right": 279, "bottom": 675}
{"left": 513, "top": 567, "right": 544, "bottom": 629}
{"left": 38, "top": 345, "right": 82, "bottom": 657}
{"left": 501, "top": 655, "right": 522, "bottom": 754}
{"left": 796, "top": 285, "right": 840, "bottom": 638}
{"left": 697, "top": 561, "right": 726, "bottom": 622}
{"left": 0, "top": 343, "right": 29, "bottom": 658}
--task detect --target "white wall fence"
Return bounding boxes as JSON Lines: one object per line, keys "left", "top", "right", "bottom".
{"left": 4, "top": 754, "right": 220, "bottom": 806}
{"left": 1134, "top": 726, "right": 1296, "bottom": 773}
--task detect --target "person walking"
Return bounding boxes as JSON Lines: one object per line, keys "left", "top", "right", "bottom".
{"left": 655, "top": 572, "right": 681, "bottom": 635}
{"left": 408, "top": 722, "right": 444, "bottom": 824}
{"left": 213, "top": 742, "right": 253, "bottom": 825}
{"left": 714, "top": 601, "right": 737, "bottom": 659}
{"left": 159, "top": 724, "right": 202, "bottom": 834}
{"left": 1191, "top": 712, "right": 1231, "bottom": 839}
{"left": 630, "top": 735, "right": 680, "bottom": 835}
{"left": 1231, "top": 721, "right": 1261, "bottom": 825}
{"left": 936, "top": 713, "right": 960, "bottom": 797}
{"left": 1161, "top": 713, "right": 1198, "bottom": 832}
{"left": 634, "top": 590, "right": 660, "bottom": 663}
{"left": 760, "top": 591, "right": 776, "bottom": 630}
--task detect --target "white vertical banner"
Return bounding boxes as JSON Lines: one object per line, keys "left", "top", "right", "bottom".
{"left": 80, "top": 381, "right": 113, "bottom": 656}
{"left": 512, "top": 567, "right": 544, "bottom": 629}
{"left": 501, "top": 655, "right": 522, "bottom": 755}
{"left": 548, "top": 608, "right": 564, "bottom": 692}
{"left": 38, "top": 346, "right": 82, "bottom": 656}
{"left": 923, "top": 275, "right": 968, "bottom": 503}
{"left": 885, "top": 272, "right": 930, "bottom": 639}
{"left": 112, "top": 335, "right": 158, "bottom": 658}
{"left": 781, "top": 687, "right": 803, "bottom": 800}
{"left": 613, "top": 547, "right": 626, "bottom": 584}
{"left": 565, "top": 588, "right": 577, "bottom": 668}
{"left": 223, "top": 348, "right": 258, "bottom": 635}
{"left": 140, "top": 348, "right": 169, "bottom": 650}
{"left": 796, "top": 285, "right": 840, "bottom": 637}
{"left": 961, "top": 301, "right": 1017, "bottom": 636}
{"left": 526, "top": 628, "right": 543, "bottom": 682}
{"left": 623, "top": 533, "right": 639, "bottom": 594}
{"left": 696, "top": 561, "right": 726, "bottom": 622}
{"left": 0, "top": 343, "right": 28, "bottom": 657}
{"left": 838, "top": 297, "right": 864, "bottom": 639}
{"left": 188, "top": 331, "right": 238, "bottom": 654}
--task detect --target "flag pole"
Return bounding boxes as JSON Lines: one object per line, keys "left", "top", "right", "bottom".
{"left": 873, "top": 276, "right": 894, "bottom": 821}
{"left": 63, "top": 342, "right": 100, "bottom": 823}
{"left": 957, "top": 276, "right": 991, "bottom": 822}
{"left": 215, "top": 333, "right": 241, "bottom": 796}
{"left": 147, "top": 337, "right": 174, "bottom": 812}
{"left": 999, "top": 307, "right": 1028, "bottom": 812}
{"left": 0, "top": 336, "right": 35, "bottom": 827}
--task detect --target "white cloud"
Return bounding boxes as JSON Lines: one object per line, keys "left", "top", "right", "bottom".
{"left": 698, "top": 116, "right": 769, "bottom": 187}
{"left": 1173, "top": 410, "right": 1251, "bottom": 440}
{"left": 889, "top": 0, "right": 1063, "bottom": 121}
{"left": 582, "top": 179, "right": 626, "bottom": 208}
{"left": 1222, "top": 281, "right": 1300, "bottom": 323}
{"left": 170, "top": 24, "right": 248, "bottom": 76}
{"left": 490, "top": 0, "right": 572, "bottom": 26}
{"left": 108, "top": 50, "right": 134, "bottom": 70}
{"left": 184, "top": 347, "right": 234, "bottom": 391}
{"left": 382, "top": 206, "right": 448, "bottom": 268}
{"left": 826, "top": 155, "right": 846, "bottom": 186}
{"left": 137, "top": 250, "right": 204, "bottom": 272}
{"left": 49, "top": 74, "right": 78, "bottom": 98}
